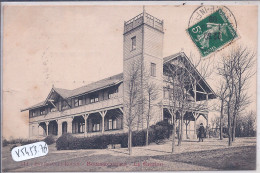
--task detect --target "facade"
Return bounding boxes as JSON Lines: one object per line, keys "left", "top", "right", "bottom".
{"left": 22, "top": 10, "right": 216, "bottom": 139}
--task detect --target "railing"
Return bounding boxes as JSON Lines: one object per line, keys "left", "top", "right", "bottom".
{"left": 29, "top": 97, "right": 124, "bottom": 123}
{"left": 124, "top": 12, "right": 163, "bottom": 33}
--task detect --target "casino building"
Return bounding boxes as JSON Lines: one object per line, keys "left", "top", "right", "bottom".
{"left": 22, "top": 10, "right": 216, "bottom": 139}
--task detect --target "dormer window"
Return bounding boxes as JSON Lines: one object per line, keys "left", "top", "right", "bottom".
{"left": 131, "top": 36, "right": 136, "bottom": 50}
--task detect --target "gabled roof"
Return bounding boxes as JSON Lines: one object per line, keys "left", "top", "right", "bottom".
{"left": 21, "top": 73, "right": 123, "bottom": 112}
{"left": 163, "top": 52, "right": 217, "bottom": 101}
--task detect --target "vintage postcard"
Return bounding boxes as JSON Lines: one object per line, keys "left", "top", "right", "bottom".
{"left": 1, "top": 2, "right": 258, "bottom": 172}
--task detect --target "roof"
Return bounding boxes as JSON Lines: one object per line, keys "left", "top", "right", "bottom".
{"left": 22, "top": 52, "right": 216, "bottom": 111}
{"left": 163, "top": 52, "right": 217, "bottom": 101}
{"left": 21, "top": 73, "right": 123, "bottom": 112}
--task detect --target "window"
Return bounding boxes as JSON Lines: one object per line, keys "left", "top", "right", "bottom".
{"left": 40, "top": 108, "right": 45, "bottom": 115}
{"left": 93, "top": 124, "right": 100, "bottom": 132}
{"left": 108, "top": 88, "right": 118, "bottom": 99}
{"left": 108, "top": 119, "right": 117, "bottom": 130}
{"left": 113, "top": 119, "right": 117, "bottom": 129}
{"left": 74, "top": 98, "right": 79, "bottom": 107}
{"left": 151, "top": 63, "right": 156, "bottom": 77}
{"left": 32, "top": 111, "right": 36, "bottom": 117}
{"left": 108, "top": 119, "right": 112, "bottom": 130}
{"left": 90, "top": 94, "right": 99, "bottom": 103}
{"left": 131, "top": 36, "right": 136, "bottom": 50}
{"left": 79, "top": 97, "right": 83, "bottom": 106}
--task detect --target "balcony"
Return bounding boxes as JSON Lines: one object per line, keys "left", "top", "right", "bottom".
{"left": 29, "top": 97, "right": 124, "bottom": 123}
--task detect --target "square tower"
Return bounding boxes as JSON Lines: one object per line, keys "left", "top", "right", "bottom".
{"left": 123, "top": 10, "right": 164, "bottom": 130}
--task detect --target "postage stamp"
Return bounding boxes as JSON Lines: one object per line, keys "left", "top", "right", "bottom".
{"left": 187, "top": 8, "right": 238, "bottom": 57}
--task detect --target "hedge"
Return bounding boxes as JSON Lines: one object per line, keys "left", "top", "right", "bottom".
{"left": 56, "top": 120, "right": 172, "bottom": 150}
{"left": 2, "top": 138, "right": 40, "bottom": 147}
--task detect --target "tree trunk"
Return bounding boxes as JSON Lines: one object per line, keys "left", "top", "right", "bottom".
{"left": 220, "top": 116, "right": 223, "bottom": 140}
{"left": 128, "top": 128, "right": 132, "bottom": 155}
{"left": 220, "top": 99, "right": 224, "bottom": 140}
{"left": 171, "top": 114, "right": 175, "bottom": 153}
{"left": 232, "top": 115, "right": 237, "bottom": 141}
{"left": 146, "top": 118, "right": 149, "bottom": 146}
{"left": 228, "top": 111, "right": 232, "bottom": 146}
{"left": 178, "top": 112, "right": 183, "bottom": 146}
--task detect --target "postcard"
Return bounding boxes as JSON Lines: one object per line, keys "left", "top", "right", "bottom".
{"left": 1, "top": 2, "right": 258, "bottom": 172}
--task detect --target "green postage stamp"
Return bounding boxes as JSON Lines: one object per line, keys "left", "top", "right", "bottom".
{"left": 187, "top": 9, "right": 238, "bottom": 57}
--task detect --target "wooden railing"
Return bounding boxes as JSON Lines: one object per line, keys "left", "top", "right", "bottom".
{"left": 124, "top": 12, "right": 163, "bottom": 33}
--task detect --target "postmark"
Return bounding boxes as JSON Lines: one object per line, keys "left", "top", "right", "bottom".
{"left": 11, "top": 141, "right": 48, "bottom": 162}
{"left": 187, "top": 6, "right": 238, "bottom": 57}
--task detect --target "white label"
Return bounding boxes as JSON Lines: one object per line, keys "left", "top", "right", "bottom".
{"left": 11, "top": 141, "right": 48, "bottom": 162}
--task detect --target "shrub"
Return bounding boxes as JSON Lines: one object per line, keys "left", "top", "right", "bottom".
{"left": 56, "top": 121, "right": 171, "bottom": 150}
{"left": 44, "top": 135, "right": 56, "bottom": 145}
{"left": 56, "top": 133, "right": 74, "bottom": 150}
{"left": 3, "top": 139, "right": 8, "bottom": 147}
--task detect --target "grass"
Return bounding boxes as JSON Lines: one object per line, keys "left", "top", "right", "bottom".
{"left": 153, "top": 145, "right": 256, "bottom": 170}
{"left": 2, "top": 137, "right": 256, "bottom": 172}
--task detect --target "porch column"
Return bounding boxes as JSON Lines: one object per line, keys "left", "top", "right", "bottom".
{"left": 194, "top": 113, "right": 197, "bottom": 135}
{"left": 99, "top": 110, "right": 107, "bottom": 134}
{"left": 67, "top": 117, "right": 73, "bottom": 134}
{"left": 189, "top": 121, "right": 191, "bottom": 138}
{"left": 46, "top": 121, "right": 49, "bottom": 136}
{"left": 84, "top": 114, "right": 89, "bottom": 137}
{"left": 119, "top": 107, "right": 124, "bottom": 129}
{"left": 57, "top": 120, "right": 62, "bottom": 137}
{"left": 37, "top": 123, "right": 40, "bottom": 138}
{"left": 206, "top": 114, "right": 209, "bottom": 138}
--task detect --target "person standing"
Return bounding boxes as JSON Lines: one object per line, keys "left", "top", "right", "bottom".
{"left": 198, "top": 123, "right": 205, "bottom": 142}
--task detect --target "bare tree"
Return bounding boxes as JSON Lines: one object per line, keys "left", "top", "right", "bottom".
{"left": 215, "top": 80, "right": 228, "bottom": 140}
{"left": 124, "top": 59, "right": 143, "bottom": 155}
{"left": 217, "top": 46, "right": 255, "bottom": 146}
{"left": 143, "top": 80, "right": 159, "bottom": 146}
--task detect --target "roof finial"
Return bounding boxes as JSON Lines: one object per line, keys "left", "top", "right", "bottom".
{"left": 143, "top": 5, "right": 146, "bottom": 14}
{"left": 52, "top": 84, "right": 54, "bottom": 88}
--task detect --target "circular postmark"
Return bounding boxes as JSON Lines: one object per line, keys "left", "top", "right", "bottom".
{"left": 187, "top": 6, "right": 238, "bottom": 57}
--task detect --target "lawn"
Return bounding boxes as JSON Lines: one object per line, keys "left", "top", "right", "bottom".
{"left": 2, "top": 137, "right": 256, "bottom": 172}
{"left": 153, "top": 145, "right": 256, "bottom": 170}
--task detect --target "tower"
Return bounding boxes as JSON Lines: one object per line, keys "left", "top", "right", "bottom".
{"left": 123, "top": 8, "right": 164, "bottom": 130}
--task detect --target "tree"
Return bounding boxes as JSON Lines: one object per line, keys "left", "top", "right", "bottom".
{"left": 217, "top": 46, "right": 255, "bottom": 146}
{"left": 124, "top": 59, "right": 143, "bottom": 155}
{"left": 216, "top": 80, "right": 228, "bottom": 140}
{"left": 143, "top": 81, "right": 159, "bottom": 146}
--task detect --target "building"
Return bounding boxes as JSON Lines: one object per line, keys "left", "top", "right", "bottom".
{"left": 21, "top": 9, "right": 216, "bottom": 139}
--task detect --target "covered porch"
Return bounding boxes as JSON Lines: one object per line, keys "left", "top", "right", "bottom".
{"left": 163, "top": 108, "right": 209, "bottom": 139}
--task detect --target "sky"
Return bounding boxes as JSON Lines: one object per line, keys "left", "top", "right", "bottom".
{"left": 2, "top": 5, "right": 257, "bottom": 139}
